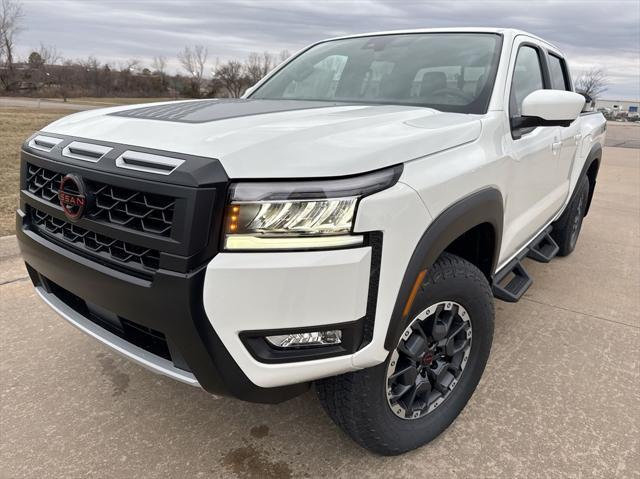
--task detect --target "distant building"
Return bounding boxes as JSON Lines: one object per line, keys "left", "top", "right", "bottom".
{"left": 594, "top": 99, "right": 639, "bottom": 117}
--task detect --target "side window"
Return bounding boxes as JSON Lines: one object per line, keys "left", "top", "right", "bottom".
{"left": 548, "top": 54, "right": 570, "bottom": 90}
{"left": 510, "top": 46, "right": 544, "bottom": 117}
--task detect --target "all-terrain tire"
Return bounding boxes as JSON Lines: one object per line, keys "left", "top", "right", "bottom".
{"left": 551, "top": 175, "right": 590, "bottom": 256}
{"left": 315, "top": 253, "right": 494, "bottom": 455}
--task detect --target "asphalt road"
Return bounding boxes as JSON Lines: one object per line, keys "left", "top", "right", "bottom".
{"left": 0, "top": 97, "right": 101, "bottom": 111}
{"left": 1, "top": 146, "right": 639, "bottom": 478}
{"left": 605, "top": 121, "right": 640, "bottom": 149}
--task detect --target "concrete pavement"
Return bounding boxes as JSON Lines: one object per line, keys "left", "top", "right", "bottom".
{"left": 1, "top": 147, "right": 638, "bottom": 478}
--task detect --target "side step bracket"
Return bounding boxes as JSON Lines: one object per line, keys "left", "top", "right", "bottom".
{"left": 527, "top": 227, "right": 559, "bottom": 263}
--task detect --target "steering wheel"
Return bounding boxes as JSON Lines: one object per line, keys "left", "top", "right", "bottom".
{"left": 428, "top": 88, "right": 474, "bottom": 102}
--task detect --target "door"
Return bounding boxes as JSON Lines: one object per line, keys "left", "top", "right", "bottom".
{"left": 501, "top": 42, "right": 566, "bottom": 261}
{"left": 547, "top": 52, "right": 581, "bottom": 195}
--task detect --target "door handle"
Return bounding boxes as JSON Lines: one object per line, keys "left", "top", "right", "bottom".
{"left": 551, "top": 141, "right": 562, "bottom": 154}
{"left": 574, "top": 133, "right": 582, "bottom": 145}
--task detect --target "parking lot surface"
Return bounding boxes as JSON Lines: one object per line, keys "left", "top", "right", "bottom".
{"left": 605, "top": 121, "right": 640, "bottom": 149}
{"left": 1, "top": 146, "right": 638, "bottom": 478}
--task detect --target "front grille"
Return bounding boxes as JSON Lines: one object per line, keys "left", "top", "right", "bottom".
{"left": 30, "top": 207, "right": 160, "bottom": 271}
{"left": 26, "top": 163, "right": 61, "bottom": 202}
{"left": 22, "top": 140, "right": 229, "bottom": 276}
{"left": 26, "top": 164, "right": 176, "bottom": 237}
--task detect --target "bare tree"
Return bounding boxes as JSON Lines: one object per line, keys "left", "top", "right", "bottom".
{"left": 0, "top": 0, "right": 25, "bottom": 91}
{"left": 80, "top": 56, "right": 100, "bottom": 70}
{"left": 279, "top": 49, "right": 291, "bottom": 63}
{"left": 37, "top": 42, "right": 61, "bottom": 65}
{"left": 152, "top": 55, "right": 167, "bottom": 90}
{"left": 207, "top": 76, "right": 224, "bottom": 98}
{"left": 34, "top": 43, "right": 61, "bottom": 90}
{"left": 215, "top": 59, "right": 246, "bottom": 98}
{"left": 178, "top": 45, "right": 208, "bottom": 97}
{"left": 114, "top": 58, "right": 139, "bottom": 96}
{"left": 152, "top": 55, "right": 166, "bottom": 75}
{"left": 119, "top": 58, "right": 140, "bottom": 74}
{"left": 79, "top": 56, "right": 100, "bottom": 96}
{"left": 575, "top": 67, "right": 608, "bottom": 100}
{"left": 57, "top": 58, "right": 76, "bottom": 101}
{"left": 244, "top": 51, "right": 274, "bottom": 86}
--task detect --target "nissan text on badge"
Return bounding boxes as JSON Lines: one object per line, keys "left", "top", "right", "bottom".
{"left": 17, "top": 28, "right": 606, "bottom": 455}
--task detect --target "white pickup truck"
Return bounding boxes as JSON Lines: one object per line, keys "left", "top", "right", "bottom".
{"left": 17, "top": 28, "right": 606, "bottom": 455}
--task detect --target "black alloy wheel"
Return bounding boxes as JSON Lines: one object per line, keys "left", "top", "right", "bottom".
{"left": 386, "top": 301, "right": 472, "bottom": 419}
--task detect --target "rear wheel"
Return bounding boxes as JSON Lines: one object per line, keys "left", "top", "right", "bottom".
{"left": 552, "top": 175, "right": 590, "bottom": 256}
{"left": 315, "top": 253, "right": 494, "bottom": 455}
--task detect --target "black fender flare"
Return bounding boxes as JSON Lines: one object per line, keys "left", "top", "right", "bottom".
{"left": 578, "top": 143, "right": 602, "bottom": 216}
{"left": 383, "top": 187, "right": 503, "bottom": 350}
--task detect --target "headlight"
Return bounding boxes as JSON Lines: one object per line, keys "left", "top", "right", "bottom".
{"left": 224, "top": 166, "right": 402, "bottom": 250}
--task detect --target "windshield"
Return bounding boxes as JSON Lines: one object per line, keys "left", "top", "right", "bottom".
{"left": 251, "top": 33, "right": 502, "bottom": 114}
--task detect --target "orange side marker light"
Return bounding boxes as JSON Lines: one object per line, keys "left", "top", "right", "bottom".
{"left": 402, "top": 269, "right": 427, "bottom": 318}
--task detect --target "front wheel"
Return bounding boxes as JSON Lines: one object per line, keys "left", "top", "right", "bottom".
{"left": 315, "top": 253, "right": 494, "bottom": 455}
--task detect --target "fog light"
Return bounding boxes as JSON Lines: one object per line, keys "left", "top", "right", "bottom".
{"left": 266, "top": 330, "right": 342, "bottom": 348}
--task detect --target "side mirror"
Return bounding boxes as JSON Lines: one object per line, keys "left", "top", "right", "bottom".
{"left": 514, "top": 89, "right": 585, "bottom": 129}
{"left": 576, "top": 89, "right": 594, "bottom": 112}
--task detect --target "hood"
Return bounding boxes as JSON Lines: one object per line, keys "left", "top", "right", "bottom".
{"left": 42, "top": 99, "right": 482, "bottom": 178}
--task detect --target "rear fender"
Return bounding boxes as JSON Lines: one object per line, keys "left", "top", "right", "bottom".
{"left": 580, "top": 144, "right": 602, "bottom": 216}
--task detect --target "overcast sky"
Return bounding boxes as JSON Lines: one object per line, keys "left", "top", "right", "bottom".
{"left": 16, "top": 0, "right": 640, "bottom": 99}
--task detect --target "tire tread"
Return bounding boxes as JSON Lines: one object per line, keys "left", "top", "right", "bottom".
{"left": 552, "top": 175, "right": 590, "bottom": 256}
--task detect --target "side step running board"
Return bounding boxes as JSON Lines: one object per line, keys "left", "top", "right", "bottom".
{"left": 527, "top": 227, "right": 559, "bottom": 263}
{"left": 492, "top": 226, "right": 560, "bottom": 303}
{"left": 492, "top": 256, "right": 533, "bottom": 302}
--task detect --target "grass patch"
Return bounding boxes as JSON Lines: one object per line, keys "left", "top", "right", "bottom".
{"left": 0, "top": 107, "right": 71, "bottom": 236}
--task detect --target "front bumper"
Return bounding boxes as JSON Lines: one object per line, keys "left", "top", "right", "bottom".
{"left": 18, "top": 215, "right": 310, "bottom": 402}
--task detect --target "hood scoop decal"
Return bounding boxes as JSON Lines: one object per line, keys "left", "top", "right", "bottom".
{"left": 109, "top": 99, "right": 352, "bottom": 124}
